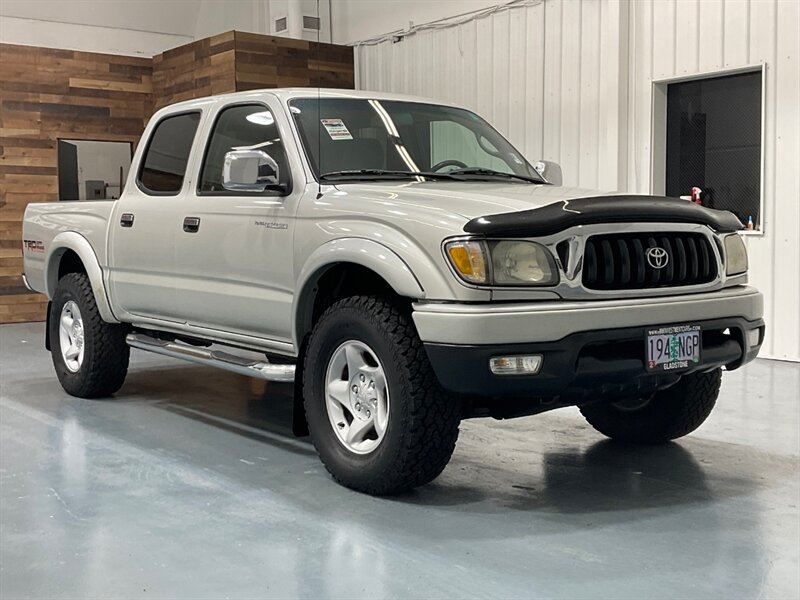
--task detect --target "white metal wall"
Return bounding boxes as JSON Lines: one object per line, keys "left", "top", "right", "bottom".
{"left": 356, "top": 0, "right": 629, "bottom": 191}
{"left": 627, "top": 0, "right": 800, "bottom": 361}
{"left": 355, "top": 0, "right": 800, "bottom": 361}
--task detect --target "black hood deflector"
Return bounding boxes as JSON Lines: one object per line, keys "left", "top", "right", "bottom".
{"left": 463, "top": 195, "right": 743, "bottom": 237}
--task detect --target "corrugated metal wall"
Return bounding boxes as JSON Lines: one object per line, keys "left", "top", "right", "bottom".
{"left": 355, "top": 0, "right": 629, "bottom": 191}
{"left": 627, "top": 0, "right": 800, "bottom": 362}
{"left": 355, "top": 0, "right": 800, "bottom": 361}
{"left": 356, "top": 2, "right": 544, "bottom": 166}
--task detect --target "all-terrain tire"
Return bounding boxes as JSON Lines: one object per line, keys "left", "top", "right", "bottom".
{"left": 303, "top": 296, "right": 461, "bottom": 495}
{"left": 579, "top": 368, "right": 722, "bottom": 444}
{"left": 49, "top": 272, "right": 130, "bottom": 398}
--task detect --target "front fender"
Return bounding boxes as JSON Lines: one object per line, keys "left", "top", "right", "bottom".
{"left": 46, "top": 232, "right": 119, "bottom": 323}
{"left": 292, "top": 238, "right": 425, "bottom": 346}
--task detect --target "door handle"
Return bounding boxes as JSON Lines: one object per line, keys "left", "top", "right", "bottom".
{"left": 120, "top": 213, "right": 134, "bottom": 227}
{"left": 183, "top": 216, "right": 201, "bottom": 233}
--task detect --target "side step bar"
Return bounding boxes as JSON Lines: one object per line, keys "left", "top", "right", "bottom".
{"left": 126, "top": 333, "right": 295, "bottom": 382}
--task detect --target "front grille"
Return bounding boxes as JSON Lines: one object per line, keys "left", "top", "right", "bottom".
{"left": 582, "top": 232, "right": 717, "bottom": 290}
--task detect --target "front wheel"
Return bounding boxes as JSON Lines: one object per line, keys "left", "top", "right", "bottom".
{"left": 303, "top": 296, "right": 461, "bottom": 495}
{"left": 579, "top": 368, "right": 722, "bottom": 444}
{"left": 49, "top": 272, "right": 130, "bottom": 398}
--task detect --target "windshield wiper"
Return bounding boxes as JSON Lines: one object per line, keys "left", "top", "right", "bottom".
{"left": 444, "top": 168, "right": 545, "bottom": 184}
{"left": 319, "top": 168, "right": 546, "bottom": 184}
{"left": 320, "top": 169, "right": 455, "bottom": 181}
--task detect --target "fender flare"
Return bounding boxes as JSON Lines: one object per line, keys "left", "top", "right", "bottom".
{"left": 45, "top": 232, "right": 119, "bottom": 323}
{"left": 292, "top": 238, "right": 425, "bottom": 346}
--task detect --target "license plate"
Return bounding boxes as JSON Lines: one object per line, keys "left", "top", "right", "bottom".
{"left": 645, "top": 325, "right": 701, "bottom": 372}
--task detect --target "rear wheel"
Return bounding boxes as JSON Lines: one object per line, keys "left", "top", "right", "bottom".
{"left": 303, "top": 296, "right": 461, "bottom": 495}
{"left": 579, "top": 369, "right": 722, "bottom": 444}
{"left": 49, "top": 272, "right": 130, "bottom": 398}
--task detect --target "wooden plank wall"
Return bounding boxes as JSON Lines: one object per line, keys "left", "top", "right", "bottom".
{"left": 152, "top": 32, "right": 355, "bottom": 108}
{"left": 0, "top": 32, "right": 354, "bottom": 324}
{"left": 0, "top": 44, "right": 152, "bottom": 323}
{"left": 152, "top": 32, "right": 237, "bottom": 111}
{"left": 235, "top": 33, "right": 355, "bottom": 91}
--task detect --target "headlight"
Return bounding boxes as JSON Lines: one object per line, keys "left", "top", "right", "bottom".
{"left": 489, "top": 240, "right": 559, "bottom": 285}
{"left": 445, "top": 239, "right": 559, "bottom": 286}
{"left": 724, "top": 234, "right": 748, "bottom": 275}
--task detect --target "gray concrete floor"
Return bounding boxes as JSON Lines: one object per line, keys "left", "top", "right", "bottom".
{"left": 1, "top": 322, "right": 798, "bottom": 600}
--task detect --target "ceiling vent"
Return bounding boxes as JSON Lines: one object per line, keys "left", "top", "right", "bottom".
{"left": 274, "top": 16, "right": 288, "bottom": 33}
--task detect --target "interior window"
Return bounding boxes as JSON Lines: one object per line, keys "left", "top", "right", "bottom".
{"left": 666, "top": 71, "right": 762, "bottom": 228}
{"left": 200, "top": 105, "right": 289, "bottom": 194}
{"left": 58, "top": 140, "right": 132, "bottom": 200}
{"left": 139, "top": 112, "right": 200, "bottom": 194}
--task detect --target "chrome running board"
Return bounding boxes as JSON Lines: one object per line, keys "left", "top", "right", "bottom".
{"left": 126, "top": 333, "right": 295, "bottom": 382}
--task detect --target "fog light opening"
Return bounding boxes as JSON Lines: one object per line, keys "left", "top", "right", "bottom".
{"left": 489, "top": 354, "right": 543, "bottom": 375}
{"left": 747, "top": 328, "right": 761, "bottom": 348}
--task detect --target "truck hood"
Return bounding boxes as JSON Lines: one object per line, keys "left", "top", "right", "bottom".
{"left": 331, "top": 181, "right": 614, "bottom": 220}
{"left": 330, "top": 181, "right": 742, "bottom": 235}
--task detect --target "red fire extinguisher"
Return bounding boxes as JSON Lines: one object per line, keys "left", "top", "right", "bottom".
{"left": 691, "top": 186, "right": 703, "bottom": 205}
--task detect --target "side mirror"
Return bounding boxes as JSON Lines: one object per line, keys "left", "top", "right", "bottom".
{"left": 534, "top": 160, "right": 563, "bottom": 186}
{"left": 222, "top": 149, "right": 280, "bottom": 192}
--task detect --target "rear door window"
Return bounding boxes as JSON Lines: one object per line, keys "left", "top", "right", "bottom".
{"left": 138, "top": 112, "right": 201, "bottom": 195}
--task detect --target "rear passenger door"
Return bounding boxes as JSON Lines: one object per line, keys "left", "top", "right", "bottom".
{"left": 108, "top": 111, "right": 202, "bottom": 322}
{"left": 174, "top": 100, "right": 302, "bottom": 344}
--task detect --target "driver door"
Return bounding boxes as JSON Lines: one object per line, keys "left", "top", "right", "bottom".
{"left": 172, "top": 100, "right": 301, "bottom": 343}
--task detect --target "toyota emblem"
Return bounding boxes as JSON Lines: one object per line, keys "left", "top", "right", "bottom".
{"left": 646, "top": 246, "right": 669, "bottom": 269}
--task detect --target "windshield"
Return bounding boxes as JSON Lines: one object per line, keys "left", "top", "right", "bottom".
{"left": 289, "top": 98, "right": 543, "bottom": 183}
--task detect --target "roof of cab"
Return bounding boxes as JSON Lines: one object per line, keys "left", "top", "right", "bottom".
{"left": 153, "top": 87, "right": 463, "bottom": 116}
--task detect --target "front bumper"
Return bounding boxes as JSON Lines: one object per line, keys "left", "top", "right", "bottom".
{"left": 413, "top": 286, "right": 764, "bottom": 408}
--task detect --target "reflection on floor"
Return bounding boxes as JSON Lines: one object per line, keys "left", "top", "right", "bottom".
{"left": 1, "top": 322, "right": 798, "bottom": 599}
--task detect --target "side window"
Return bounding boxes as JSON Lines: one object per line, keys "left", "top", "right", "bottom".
{"left": 200, "top": 104, "right": 290, "bottom": 194}
{"left": 139, "top": 112, "right": 201, "bottom": 194}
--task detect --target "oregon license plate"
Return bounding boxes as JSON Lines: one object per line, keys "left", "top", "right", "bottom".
{"left": 645, "top": 325, "right": 701, "bottom": 372}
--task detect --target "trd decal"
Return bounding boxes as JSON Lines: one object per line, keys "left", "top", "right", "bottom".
{"left": 23, "top": 240, "right": 45, "bottom": 253}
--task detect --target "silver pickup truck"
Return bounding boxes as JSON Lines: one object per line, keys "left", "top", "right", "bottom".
{"left": 22, "top": 88, "right": 764, "bottom": 495}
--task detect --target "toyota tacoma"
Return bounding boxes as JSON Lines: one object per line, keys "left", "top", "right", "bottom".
{"left": 22, "top": 89, "right": 764, "bottom": 494}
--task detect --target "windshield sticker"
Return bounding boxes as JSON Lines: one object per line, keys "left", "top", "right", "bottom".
{"left": 321, "top": 118, "right": 353, "bottom": 140}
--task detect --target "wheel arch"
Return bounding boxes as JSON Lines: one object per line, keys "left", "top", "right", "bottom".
{"left": 292, "top": 239, "right": 425, "bottom": 350}
{"left": 45, "top": 232, "right": 118, "bottom": 324}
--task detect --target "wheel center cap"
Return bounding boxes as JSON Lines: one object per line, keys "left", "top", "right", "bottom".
{"left": 348, "top": 374, "right": 376, "bottom": 421}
